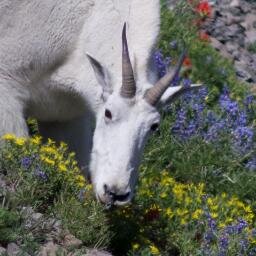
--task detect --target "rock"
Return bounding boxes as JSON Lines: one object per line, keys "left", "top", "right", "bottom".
{"left": 0, "top": 247, "right": 6, "bottom": 254}
{"left": 38, "top": 242, "right": 66, "bottom": 256}
{"left": 203, "top": 0, "right": 256, "bottom": 84}
{"left": 230, "top": 0, "right": 240, "bottom": 7}
{"left": 233, "top": 51, "right": 242, "bottom": 61}
{"left": 32, "top": 212, "right": 43, "bottom": 221}
{"left": 240, "top": 2, "right": 251, "bottom": 14}
{"left": 225, "top": 42, "right": 238, "bottom": 53}
{"left": 235, "top": 62, "right": 254, "bottom": 82}
{"left": 210, "top": 37, "right": 224, "bottom": 51}
{"left": 7, "top": 243, "right": 23, "bottom": 256}
{"left": 229, "top": 7, "right": 242, "bottom": 16}
{"left": 241, "top": 14, "right": 256, "bottom": 30}
{"left": 62, "top": 234, "right": 82, "bottom": 249}
{"left": 86, "top": 249, "right": 113, "bottom": 256}
{"left": 245, "top": 30, "right": 256, "bottom": 45}
{"left": 225, "top": 13, "right": 244, "bottom": 26}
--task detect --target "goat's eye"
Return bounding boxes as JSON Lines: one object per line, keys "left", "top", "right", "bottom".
{"left": 150, "top": 123, "right": 159, "bottom": 132}
{"left": 105, "top": 109, "right": 112, "bottom": 120}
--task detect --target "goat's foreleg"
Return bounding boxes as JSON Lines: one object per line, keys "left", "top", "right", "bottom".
{"left": 0, "top": 85, "right": 28, "bottom": 138}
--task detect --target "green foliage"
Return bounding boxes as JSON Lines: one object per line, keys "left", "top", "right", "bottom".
{"left": 159, "top": 0, "right": 247, "bottom": 100}
{"left": 0, "top": 135, "right": 112, "bottom": 251}
{"left": 55, "top": 197, "right": 112, "bottom": 248}
{"left": 0, "top": 208, "right": 20, "bottom": 245}
{"left": 248, "top": 41, "right": 256, "bottom": 54}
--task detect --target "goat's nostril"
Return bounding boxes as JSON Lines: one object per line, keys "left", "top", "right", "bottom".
{"left": 103, "top": 184, "right": 108, "bottom": 193}
{"left": 111, "top": 192, "right": 130, "bottom": 202}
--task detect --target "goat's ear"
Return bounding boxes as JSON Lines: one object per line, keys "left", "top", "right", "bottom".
{"left": 86, "top": 54, "right": 113, "bottom": 101}
{"left": 159, "top": 84, "right": 202, "bottom": 106}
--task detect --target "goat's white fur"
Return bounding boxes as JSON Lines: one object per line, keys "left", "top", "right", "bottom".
{"left": 0, "top": 0, "right": 199, "bottom": 205}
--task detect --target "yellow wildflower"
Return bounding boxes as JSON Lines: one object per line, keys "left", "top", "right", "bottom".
{"left": 15, "top": 138, "right": 26, "bottom": 146}
{"left": 166, "top": 207, "right": 174, "bottom": 219}
{"left": 149, "top": 245, "right": 160, "bottom": 255}
{"left": 161, "top": 175, "right": 175, "bottom": 186}
{"left": 77, "top": 181, "right": 86, "bottom": 188}
{"left": 2, "top": 133, "right": 15, "bottom": 140}
{"left": 185, "top": 196, "right": 192, "bottom": 205}
{"left": 76, "top": 175, "right": 86, "bottom": 182}
{"left": 41, "top": 146, "right": 57, "bottom": 155}
{"left": 160, "top": 191, "right": 168, "bottom": 198}
{"left": 180, "top": 218, "right": 187, "bottom": 225}
{"left": 207, "top": 198, "right": 214, "bottom": 206}
{"left": 41, "top": 156, "right": 55, "bottom": 166}
{"left": 244, "top": 213, "right": 254, "bottom": 223}
{"left": 31, "top": 136, "right": 42, "bottom": 145}
{"left": 221, "top": 192, "right": 227, "bottom": 198}
{"left": 60, "top": 141, "right": 68, "bottom": 149}
{"left": 211, "top": 212, "right": 218, "bottom": 219}
{"left": 244, "top": 205, "right": 252, "bottom": 213}
{"left": 210, "top": 204, "right": 218, "bottom": 211}
{"left": 172, "top": 184, "right": 185, "bottom": 201}
{"left": 218, "top": 222, "right": 225, "bottom": 228}
{"left": 176, "top": 208, "right": 188, "bottom": 216}
{"left": 225, "top": 217, "right": 234, "bottom": 224}
{"left": 86, "top": 184, "right": 93, "bottom": 191}
{"left": 192, "top": 209, "right": 203, "bottom": 220}
{"left": 132, "top": 243, "right": 140, "bottom": 250}
{"left": 58, "top": 163, "right": 67, "bottom": 172}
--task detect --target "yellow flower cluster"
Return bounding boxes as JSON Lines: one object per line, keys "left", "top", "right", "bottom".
{"left": 130, "top": 169, "right": 256, "bottom": 254}
{"left": 138, "top": 169, "right": 254, "bottom": 227}
{"left": 1, "top": 134, "right": 91, "bottom": 192}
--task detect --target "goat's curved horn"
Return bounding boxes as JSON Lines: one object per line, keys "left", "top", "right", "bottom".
{"left": 144, "top": 51, "right": 186, "bottom": 106}
{"left": 120, "top": 23, "right": 136, "bottom": 99}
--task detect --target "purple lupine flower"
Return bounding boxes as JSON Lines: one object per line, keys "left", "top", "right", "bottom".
{"left": 232, "top": 126, "right": 254, "bottom": 153}
{"left": 204, "top": 231, "right": 215, "bottom": 244}
{"left": 184, "top": 120, "right": 198, "bottom": 137}
{"left": 198, "top": 87, "right": 208, "bottom": 99}
{"left": 171, "top": 108, "right": 187, "bottom": 135}
{"left": 21, "top": 156, "right": 32, "bottom": 169}
{"left": 244, "top": 95, "right": 254, "bottom": 108}
{"left": 205, "top": 111, "right": 217, "bottom": 126}
{"left": 204, "top": 120, "right": 226, "bottom": 142}
{"left": 218, "top": 235, "right": 229, "bottom": 250}
{"left": 183, "top": 78, "right": 192, "bottom": 88}
{"left": 236, "top": 219, "right": 248, "bottom": 234}
{"left": 153, "top": 50, "right": 171, "bottom": 78}
{"left": 224, "top": 225, "right": 236, "bottom": 235}
{"left": 206, "top": 214, "right": 217, "bottom": 231}
{"left": 172, "top": 74, "right": 181, "bottom": 86}
{"left": 239, "top": 239, "right": 249, "bottom": 254}
{"left": 34, "top": 167, "right": 48, "bottom": 182}
{"left": 236, "top": 111, "right": 248, "bottom": 127}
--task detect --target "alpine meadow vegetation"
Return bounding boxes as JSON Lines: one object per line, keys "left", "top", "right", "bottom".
{"left": 0, "top": 0, "right": 256, "bottom": 255}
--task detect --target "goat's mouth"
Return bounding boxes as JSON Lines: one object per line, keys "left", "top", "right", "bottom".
{"left": 96, "top": 191, "right": 132, "bottom": 208}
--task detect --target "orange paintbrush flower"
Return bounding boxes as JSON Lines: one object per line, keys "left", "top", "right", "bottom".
{"left": 183, "top": 56, "right": 192, "bottom": 67}
{"left": 196, "top": 1, "right": 212, "bottom": 17}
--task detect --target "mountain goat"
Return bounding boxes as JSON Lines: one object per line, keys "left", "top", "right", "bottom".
{"left": 0, "top": 0, "right": 200, "bottom": 206}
